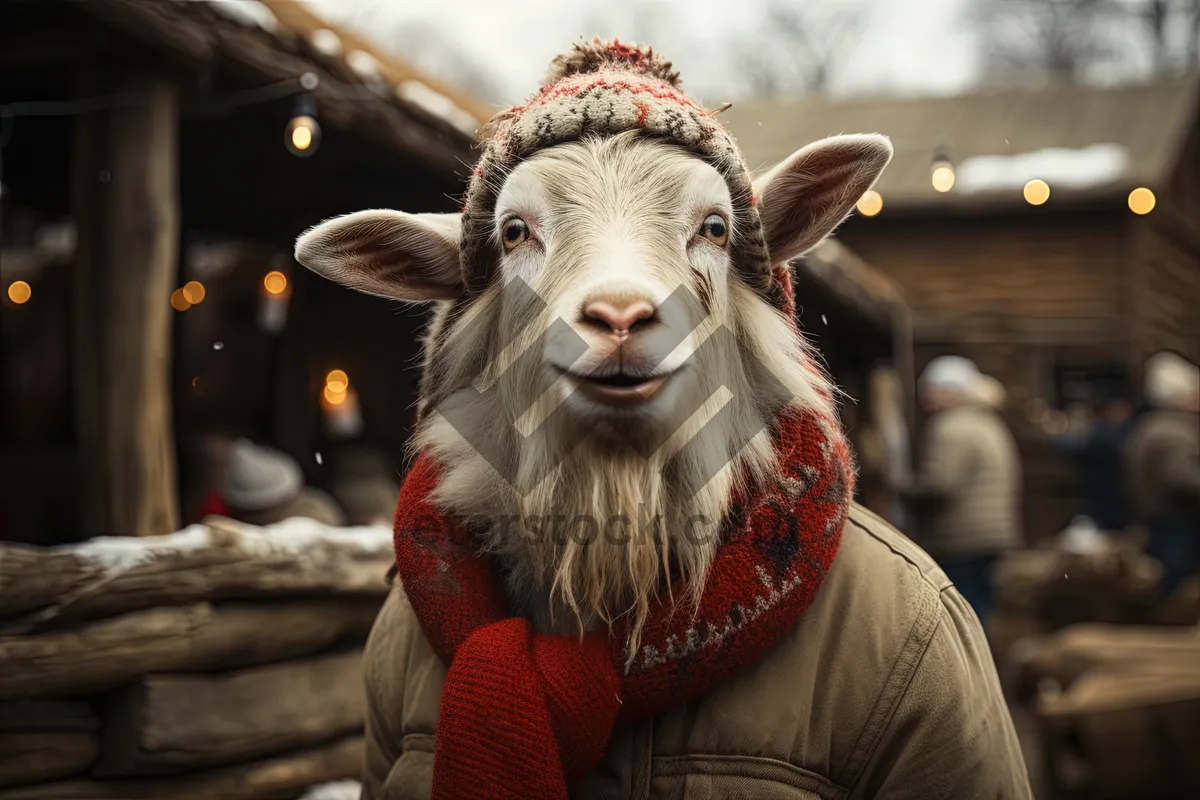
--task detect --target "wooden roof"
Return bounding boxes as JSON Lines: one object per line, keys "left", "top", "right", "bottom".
{"left": 795, "top": 240, "right": 907, "bottom": 332}
{"left": 68, "top": 0, "right": 491, "bottom": 171}
{"left": 724, "top": 75, "right": 1200, "bottom": 213}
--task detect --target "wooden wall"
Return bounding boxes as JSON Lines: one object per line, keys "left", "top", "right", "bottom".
{"left": 836, "top": 210, "right": 1139, "bottom": 543}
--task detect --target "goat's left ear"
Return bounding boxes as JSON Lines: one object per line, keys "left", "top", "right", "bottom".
{"left": 752, "top": 134, "right": 892, "bottom": 265}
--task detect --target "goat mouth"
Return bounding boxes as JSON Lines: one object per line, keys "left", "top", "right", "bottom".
{"left": 559, "top": 368, "right": 673, "bottom": 406}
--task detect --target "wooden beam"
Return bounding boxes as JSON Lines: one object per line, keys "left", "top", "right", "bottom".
{"left": 71, "top": 73, "right": 181, "bottom": 537}
{"left": 0, "top": 599, "right": 381, "bottom": 701}
{"left": 71, "top": 0, "right": 213, "bottom": 64}
{"left": 96, "top": 650, "right": 364, "bottom": 776}
{"left": 0, "top": 736, "right": 362, "bottom": 800}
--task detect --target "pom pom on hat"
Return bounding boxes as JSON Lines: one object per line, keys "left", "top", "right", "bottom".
{"left": 545, "top": 37, "right": 682, "bottom": 88}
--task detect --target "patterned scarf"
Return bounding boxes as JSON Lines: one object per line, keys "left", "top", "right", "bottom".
{"left": 392, "top": 409, "right": 854, "bottom": 800}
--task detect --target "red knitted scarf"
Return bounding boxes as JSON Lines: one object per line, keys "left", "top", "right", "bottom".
{"left": 393, "top": 410, "right": 854, "bottom": 799}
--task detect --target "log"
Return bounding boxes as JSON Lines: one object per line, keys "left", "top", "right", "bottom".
{"left": 97, "top": 649, "right": 365, "bottom": 776}
{"left": 0, "top": 599, "right": 380, "bottom": 701}
{"left": 72, "top": 70, "right": 181, "bottom": 538}
{"left": 0, "top": 520, "right": 393, "bottom": 633}
{"left": 0, "top": 736, "right": 363, "bottom": 800}
{"left": 0, "top": 732, "right": 98, "bottom": 789}
{"left": 0, "top": 702, "right": 99, "bottom": 788}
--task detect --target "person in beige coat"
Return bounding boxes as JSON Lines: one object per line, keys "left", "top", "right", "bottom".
{"left": 900, "top": 357, "right": 1022, "bottom": 628}
{"left": 1125, "top": 351, "right": 1200, "bottom": 597}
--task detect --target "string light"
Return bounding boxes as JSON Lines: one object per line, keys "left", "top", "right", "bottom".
{"left": 325, "top": 369, "right": 349, "bottom": 394}
{"left": 323, "top": 384, "right": 348, "bottom": 406}
{"left": 182, "top": 280, "right": 206, "bottom": 304}
{"left": 1023, "top": 179, "right": 1050, "bottom": 206}
{"left": 285, "top": 91, "right": 321, "bottom": 158}
{"left": 263, "top": 270, "right": 288, "bottom": 295}
{"left": 856, "top": 190, "right": 883, "bottom": 217}
{"left": 1128, "top": 187, "right": 1155, "bottom": 215}
{"left": 7, "top": 280, "right": 31, "bottom": 305}
{"left": 931, "top": 147, "right": 955, "bottom": 193}
{"left": 170, "top": 288, "right": 191, "bottom": 312}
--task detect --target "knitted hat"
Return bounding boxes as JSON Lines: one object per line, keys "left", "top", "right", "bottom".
{"left": 1144, "top": 351, "right": 1200, "bottom": 409}
{"left": 460, "top": 39, "right": 789, "bottom": 312}
{"left": 222, "top": 438, "right": 303, "bottom": 512}
{"left": 918, "top": 356, "right": 982, "bottom": 394}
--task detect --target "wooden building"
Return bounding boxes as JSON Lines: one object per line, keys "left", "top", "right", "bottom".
{"left": 726, "top": 75, "right": 1200, "bottom": 540}
{"left": 0, "top": 0, "right": 489, "bottom": 543}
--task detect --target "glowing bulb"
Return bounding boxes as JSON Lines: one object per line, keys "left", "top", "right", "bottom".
{"left": 263, "top": 270, "right": 288, "bottom": 295}
{"left": 292, "top": 125, "right": 312, "bottom": 151}
{"left": 182, "top": 280, "right": 205, "bottom": 304}
{"left": 7, "top": 280, "right": 31, "bottom": 305}
{"left": 325, "top": 369, "right": 349, "bottom": 393}
{"left": 931, "top": 165, "right": 955, "bottom": 193}
{"left": 323, "top": 384, "right": 347, "bottom": 406}
{"left": 285, "top": 113, "right": 321, "bottom": 158}
{"left": 170, "top": 288, "right": 191, "bottom": 312}
{"left": 1128, "top": 187, "right": 1155, "bottom": 215}
{"left": 856, "top": 190, "right": 883, "bottom": 217}
{"left": 1024, "top": 179, "right": 1050, "bottom": 206}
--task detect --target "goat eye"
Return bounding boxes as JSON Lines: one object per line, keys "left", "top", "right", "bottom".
{"left": 501, "top": 218, "right": 530, "bottom": 251}
{"left": 700, "top": 213, "right": 729, "bottom": 247}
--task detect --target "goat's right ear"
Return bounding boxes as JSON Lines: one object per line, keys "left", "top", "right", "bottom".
{"left": 294, "top": 210, "right": 462, "bottom": 302}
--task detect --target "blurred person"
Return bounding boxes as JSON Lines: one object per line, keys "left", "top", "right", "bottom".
{"left": 1125, "top": 352, "right": 1200, "bottom": 598}
{"left": 1042, "top": 388, "right": 1135, "bottom": 535}
{"left": 219, "top": 438, "right": 347, "bottom": 527}
{"left": 900, "top": 357, "right": 1022, "bottom": 627}
{"left": 329, "top": 446, "right": 401, "bottom": 526}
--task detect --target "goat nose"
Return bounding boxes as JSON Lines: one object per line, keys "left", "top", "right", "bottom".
{"left": 583, "top": 298, "right": 655, "bottom": 334}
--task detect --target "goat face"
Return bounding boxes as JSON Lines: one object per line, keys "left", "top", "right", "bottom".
{"left": 296, "top": 132, "right": 890, "bottom": 634}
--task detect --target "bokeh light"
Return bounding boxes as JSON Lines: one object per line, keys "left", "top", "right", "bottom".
{"left": 931, "top": 165, "right": 955, "bottom": 193}
{"left": 325, "top": 369, "right": 349, "bottom": 393}
{"left": 170, "top": 288, "right": 191, "bottom": 312}
{"left": 1128, "top": 187, "right": 1156, "bottom": 215}
{"left": 856, "top": 190, "right": 883, "bottom": 217}
{"left": 7, "top": 280, "right": 31, "bottom": 305}
{"left": 182, "top": 280, "right": 206, "bottom": 304}
{"left": 1023, "top": 179, "right": 1050, "bottom": 206}
{"left": 264, "top": 270, "right": 288, "bottom": 295}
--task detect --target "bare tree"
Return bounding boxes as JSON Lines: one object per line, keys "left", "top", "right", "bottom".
{"left": 979, "top": 0, "right": 1200, "bottom": 84}
{"left": 733, "top": 3, "right": 865, "bottom": 97}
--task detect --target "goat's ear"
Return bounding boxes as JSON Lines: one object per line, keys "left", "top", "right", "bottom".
{"left": 752, "top": 134, "right": 892, "bottom": 264}
{"left": 294, "top": 210, "right": 462, "bottom": 301}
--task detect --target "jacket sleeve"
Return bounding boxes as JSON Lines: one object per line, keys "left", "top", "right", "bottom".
{"left": 904, "top": 416, "right": 973, "bottom": 503}
{"left": 852, "top": 587, "right": 1033, "bottom": 799}
{"left": 1161, "top": 437, "right": 1200, "bottom": 504}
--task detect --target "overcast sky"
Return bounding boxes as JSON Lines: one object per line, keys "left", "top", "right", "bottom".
{"left": 303, "top": 0, "right": 981, "bottom": 107}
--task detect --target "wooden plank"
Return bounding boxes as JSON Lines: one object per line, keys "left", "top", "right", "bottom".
{"left": 0, "top": 732, "right": 98, "bottom": 789}
{"left": 0, "top": 521, "right": 393, "bottom": 634}
{"left": 0, "top": 736, "right": 362, "bottom": 800}
{"left": 96, "top": 650, "right": 365, "bottom": 776}
{"left": 72, "top": 0, "right": 214, "bottom": 64}
{"left": 0, "top": 599, "right": 380, "bottom": 701}
{"left": 71, "top": 72, "right": 181, "bottom": 537}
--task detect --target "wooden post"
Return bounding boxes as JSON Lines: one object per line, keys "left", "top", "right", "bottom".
{"left": 71, "top": 75, "right": 180, "bottom": 537}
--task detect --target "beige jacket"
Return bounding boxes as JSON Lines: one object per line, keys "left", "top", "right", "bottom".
{"left": 907, "top": 404, "right": 1023, "bottom": 557}
{"left": 1125, "top": 409, "right": 1200, "bottom": 523}
{"left": 361, "top": 505, "right": 1031, "bottom": 799}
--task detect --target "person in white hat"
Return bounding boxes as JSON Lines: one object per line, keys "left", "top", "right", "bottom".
{"left": 901, "top": 356, "right": 1023, "bottom": 627}
{"left": 1125, "top": 351, "right": 1200, "bottom": 597}
{"left": 221, "top": 439, "right": 347, "bottom": 527}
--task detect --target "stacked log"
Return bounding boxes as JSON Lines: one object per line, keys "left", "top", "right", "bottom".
{"left": 0, "top": 516, "right": 394, "bottom": 798}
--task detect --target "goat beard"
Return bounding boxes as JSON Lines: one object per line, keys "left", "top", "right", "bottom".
{"left": 417, "top": 390, "right": 779, "bottom": 658}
